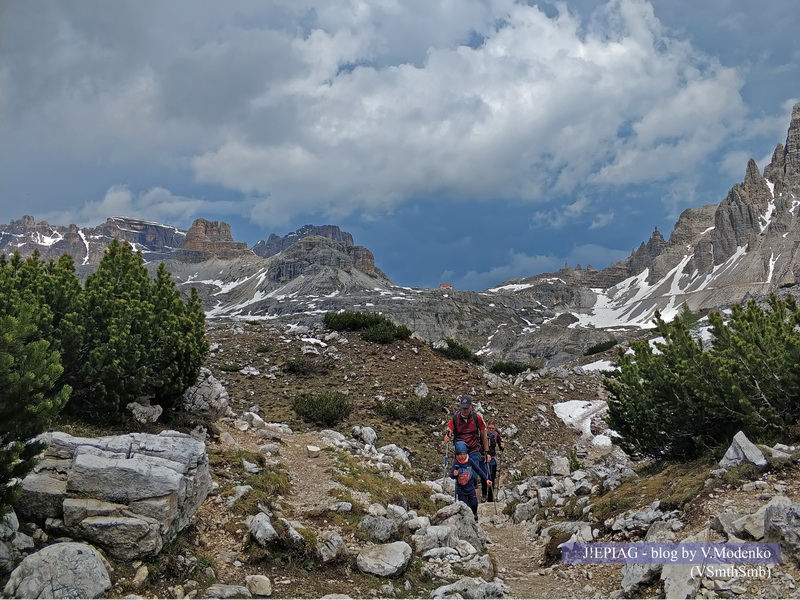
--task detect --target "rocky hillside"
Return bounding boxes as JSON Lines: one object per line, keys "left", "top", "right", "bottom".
{"left": 5, "top": 320, "right": 800, "bottom": 599}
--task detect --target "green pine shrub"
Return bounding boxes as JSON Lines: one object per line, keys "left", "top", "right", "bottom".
{"left": 293, "top": 392, "right": 352, "bottom": 426}
{"left": 375, "top": 395, "right": 445, "bottom": 424}
{"left": 282, "top": 355, "right": 333, "bottom": 376}
{"left": 583, "top": 338, "right": 617, "bottom": 356}
{"left": 435, "top": 338, "right": 483, "bottom": 364}
{"left": 0, "top": 253, "right": 76, "bottom": 514}
{"left": 606, "top": 294, "right": 800, "bottom": 461}
{"left": 360, "top": 321, "right": 412, "bottom": 344}
{"left": 489, "top": 360, "right": 530, "bottom": 375}
{"left": 324, "top": 310, "right": 387, "bottom": 331}
{"left": 0, "top": 244, "right": 208, "bottom": 425}
{"left": 324, "top": 310, "right": 412, "bottom": 343}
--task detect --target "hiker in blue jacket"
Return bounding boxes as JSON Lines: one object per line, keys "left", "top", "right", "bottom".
{"left": 450, "top": 441, "right": 491, "bottom": 520}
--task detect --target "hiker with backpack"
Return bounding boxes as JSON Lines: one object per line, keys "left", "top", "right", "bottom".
{"left": 443, "top": 394, "right": 490, "bottom": 492}
{"left": 482, "top": 422, "right": 505, "bottom": 502}
{"left": 450, "top": 440, "right": 491, "bottom": 520}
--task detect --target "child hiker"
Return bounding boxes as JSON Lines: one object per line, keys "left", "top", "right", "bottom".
{"left": 450, "top": 441, "right": 491, "bottom": 520}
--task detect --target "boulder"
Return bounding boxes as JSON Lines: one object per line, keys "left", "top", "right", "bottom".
{"left": 3, "top": 542, "right": 111, "bottom": 599}
{"left": 352, "top": 426, "right": 377, "bottom": 446}
{"left": 205, "top": 583, "right": 253, "bottom": 598}
{"left": 249, "top": 513, "right": 278, "bottom": 547}
{"left": 661, "top": 529, "right": 727, "bottom": 599}
{"left": 411, "top": 525, "right": 458, "bottom": 554}
{"left": 432, "top": 501, "right": 487, "bottom": 551}
{"left": 126, "top": 401, "right": 163, "bottom": 424}
{"left": 77, "top": 515, "right": 163, "bottom": 561}
{"left": 316, "top": 530, "right": 347, "bottom": 563}
{"left": 182, "top": 367, "right": 230, "bottom": 421}
{"left": 356, "top": 541, "right": 412, "bottom": 576}
{"left": 764, "top": 497, "right": 800, "bottom": 559}
{"left": 245, "top": 575, "right": 272, "bottom": 597}
{"left": 357, "top": 515, "right": 398, "bottom": 543}
{"left": 621, "top": 520, "right": 676, "bottom": 597}
{"left": 461, "top": 553, "right": 494, "bottom": 579}
{"left": 377, "top": 444, "right": 410, "bottom": 465}
{"left": 719, "top": 431, "right": 767, "bottom": 468}
{"left": 513, "top": 498, "right": 539, "bottom": 524}
{"left": 14, "top": 431, "right": 211, "bottom": 561}
{"left": 1, "top": 510, "right": 22, "bottom": 575}
{"left": 15, "top": 472, "right": 67, "bottom": 522}
{"left": 430, "top": 576, "right": 510, "bottom": 598}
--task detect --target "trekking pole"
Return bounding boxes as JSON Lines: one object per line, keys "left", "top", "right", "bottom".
{"left": 494, "top": 452, "right": 501, "bottom": 515}
{"left": 442, "top": 441, "right": 449, "bottom": 486}
{"left": 492, "top": 453, "right": 500, "bottom": 516}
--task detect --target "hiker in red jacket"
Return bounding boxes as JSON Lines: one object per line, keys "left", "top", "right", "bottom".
{"left": 444, "top": 395, "right": 489, "bottom": 490}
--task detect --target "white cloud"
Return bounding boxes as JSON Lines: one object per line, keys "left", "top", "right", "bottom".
{"left": 660, "top": 177, "right": 700, "bottom": 219}
{"left": 590, "top": 212, "right": 615, "bottom": 230}
{"left": 454, "top": 243, "right": 630, "bottom": 289}
{"left": 188, "top": 0, "right": 748, "bottom": 225}
{"left": 533, "top": 197, "right": 592, "bottom": 229}
{"left": 2, "top": 0, "right": 754, "bottom": 228}
{"left": 40, "top": 185, "right": 244, "bottom": 229}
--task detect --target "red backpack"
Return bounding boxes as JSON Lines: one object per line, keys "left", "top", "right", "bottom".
{"left": 451, "top": 410, "right": 480, "bottom": 444}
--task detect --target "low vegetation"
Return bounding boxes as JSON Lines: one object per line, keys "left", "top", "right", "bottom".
{"left": 293, "top": 392, "right": 352, "bottom": 426}
{"left": 374, "top": 395, "right": 446, "bottom": 424}
{"left": 435, "top": 338, "right": 483, "bottom": 364}
{"left": 591, "top": 459, "right": 712, "bottom": 522}
{"left": 282, "top": 355, "right": 333, "bottom": 376}
{"left": 332, "top": 452, "right": 438, "bottom": 515}
{"left": 0, "top": 244, "right": 208, "bottom": 515}
{"left": 606, "top": 295, "right": 800, "bottom": 460}
{"left": 489, "top": 360, "right": 530, "bottom": 376}
{"left": 324, "top": 310, "right": 411, "bottom": 344}
{"left": 583, "top": 338, "right": 617, "bottom": 356}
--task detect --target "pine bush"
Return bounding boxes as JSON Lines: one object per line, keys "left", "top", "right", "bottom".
{"left": 65, "top": 241, "right": 208, "bottom": 419}
{"left": 606, "top": 295, "right": 800, "bottom": 460}
{"left": 0, "top": 256, "right": 72, "bottom": 514}
{"left": 375, "top": 395, "right": 445, "bottom": 423}
{"left": 435, "top": 338, "right": 483, "bottom": 364}
{"left": 489, "top": 360, "right": 529, "bottom": 375}
{"left": 583, "top": 339, "right": 617, "bottom": 356}
{"left": 324, "top": 310, "right": 386, "bottom": 331}
{"left": 292, "top": 392, "right": 352, "bottom": 426}
{"left": 324, "top": 310, "right": 411, "bottom": 343}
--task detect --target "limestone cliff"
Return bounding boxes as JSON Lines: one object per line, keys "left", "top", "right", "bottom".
{"left": 174, "top": 219, "right": 251, "bottom": 262}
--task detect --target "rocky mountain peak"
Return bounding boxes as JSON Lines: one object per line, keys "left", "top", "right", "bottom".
{"left": 786, "top": 102, "right": 800, "bottom": 173}
{"left": 251, "top": 225, "right": 354, "bottom": 258}
{"left": 174, "top": 219, "right": 251, "bottom": 263}
{"left": 264, "top": 234, "right": 386, "bottom": 284}
{"left": 626, "top": 228, "right": 667, "bottom": 276}
{"left": 0, "top": 215, "right": 189, "bottom": 268}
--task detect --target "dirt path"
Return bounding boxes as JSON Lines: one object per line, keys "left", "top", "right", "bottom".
{"left": 279, "top": 431, "right": 589, "bottom": 598}
{"left": 218, "top": 422, "right": 606, "bottom": 598}
{"left": 279, "top": 431, "right": 343, "bottom": 516}
{"left": 479, "top": 505, "right": 567, "bottom": 599}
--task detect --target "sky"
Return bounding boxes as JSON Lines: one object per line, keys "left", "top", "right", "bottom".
{"left": 1, "top": 1, "right": 798, "bottom": 291}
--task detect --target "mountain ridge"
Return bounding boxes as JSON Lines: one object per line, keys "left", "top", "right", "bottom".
{"left": 2, "top": 102, "right": 799, "bottom": 367}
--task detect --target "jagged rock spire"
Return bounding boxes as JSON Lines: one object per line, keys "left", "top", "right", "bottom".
{"left": 786, "top": 102, "right": 800, "bottom": 173}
